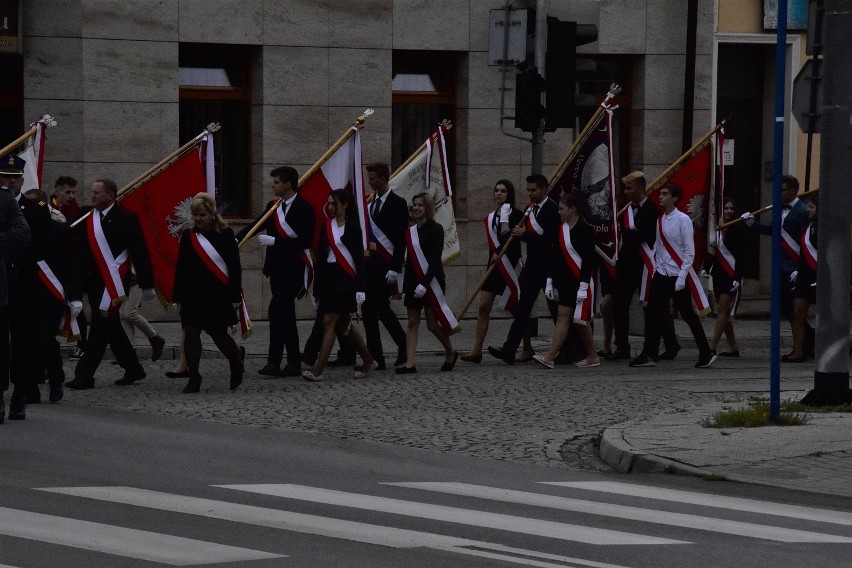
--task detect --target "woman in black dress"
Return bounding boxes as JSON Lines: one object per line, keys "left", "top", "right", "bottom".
{"left": 302, "top": 189, "right": 376, "bottom": 381}
{"left": 461, "top": 179, "right": 534, "bottom": 363}
{"left": 396, "top": 192, "right": 457, "bottom": 374}
{"left": 786, "top": 195, "right": 818, "bottom": 362}
{"left": 173, "top": 193, "right": 244, "bottom": 393}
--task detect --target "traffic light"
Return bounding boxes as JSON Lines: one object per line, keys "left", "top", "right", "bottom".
{"left": 514, "top": 68, "right": 546, "bottom": 132}
{"left": 544, "top": 20, "right": 598, "bottom": 131}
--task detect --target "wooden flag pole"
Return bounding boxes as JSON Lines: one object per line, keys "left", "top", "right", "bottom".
{"left": 238, "top": 109, "right": 374, "bottom": 247}
{"left": 0, "top": 114, "right": 57, "bottom": 158}
{"left": 718, "top": 187, "right": 820, "bottom": 229}
{"left": 70, "top": 122, "right": 221, "bottom": 228}
{"left": 390, "top": 120, "right": 453, "bottom": 179}
{"left": 616, "top": 117, "right": 728, "bottom": 218}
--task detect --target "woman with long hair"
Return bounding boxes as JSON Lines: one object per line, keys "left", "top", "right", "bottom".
{"left": 704, "top": 197, "right": 747, "bottom": 357}
{"left": 302, "top": 189, "right": 376, "bottom": 381}
{"left": 461, "top": 179, "right": 534, "bottom": 363}
{"left": 396, "top": 192, "right": 458, "bottom": 374}
{"left": 785, "top": 194, "right": 818, "bottom": 362}
{"left": 173, "top": 193, "right": 245, "bottom": 393}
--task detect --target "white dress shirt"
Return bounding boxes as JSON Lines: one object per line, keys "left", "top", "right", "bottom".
{"left": 654, "top": 207, "right": 694, "bottom": 278}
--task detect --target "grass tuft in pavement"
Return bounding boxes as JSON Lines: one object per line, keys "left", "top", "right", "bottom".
{"left": 700, "top": 399, "right": 810, "bottom": 428}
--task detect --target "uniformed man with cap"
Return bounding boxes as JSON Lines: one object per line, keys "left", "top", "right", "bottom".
{"left": 0, "top": 153, "right": 25, "bottom": 201}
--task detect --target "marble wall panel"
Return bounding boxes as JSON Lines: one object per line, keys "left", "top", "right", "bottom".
{"left": 23, "top": 0, "right": 82, "bottom": 37}
{"left": 262, "top": 105, "right": 330, "bottom": 165}
{"left": 461, "top": 108, "right": 524, "bottom": 167}
{"left": 82, "top": 39, "right": 178, "bottom": 102}
{"left": 468, "top": 1, "right": 500, "bottom": 53}
{"left": 82, "top": 161, "right": 156, "bottom": 190}
{"left": 24, "top": 98, "right": 84, "bottom": 162}
{"left": 178, "top": 0, "right": 263, "bottom": 44}
{"left": 263, "top": 0, "right": 329, "bottom": 47}
{"left": 645, "top": 0, "right": 687, "bottom": 55}
{"left": 640, "top": 109, "right": 682, "bottom": 166}
{"left": 82, "top": 101, "right": 179, "bottom": 163}
{"left": 23, "top": 37, "right": 83, "bottom": 101}
{"left": 393, "top": 0, "right": 469, "bottom": 51}
{"left": 694, "top": 54, "right": 713, "bottom": 110}
{"left": 327, "top": 48, "right": 392, "bottom": 108}
{"left": 464, "top": 52, "right": 505, "bottom": 110}
{"left": 443, "top": 263, "right": 467, "bottom": 311}
{"left": 328, "top": 1, "right": 392, "bottom": 49}
{"left": 599, "top": 0, "right": 647, "bottom": 54}
{"left": 81, "top": 0, "right": 178, "bottom": 41}
{"left": 327, "top": 106, "right": 391, "bottom": 167}
{"left": 240, "top": 266, "right": 266, "bottom": 318}
{"left": 696, "top": 0, "right": 715, "bottom": 55}
{"left": 263, "top": 47, "right": 329, "bottom": 107}
{"left": 641, "top": 54, "right": 684, "bottom": 110}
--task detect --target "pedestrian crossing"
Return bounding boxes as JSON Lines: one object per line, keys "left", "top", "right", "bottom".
{"left": 0, "top": 479, "right": 846, "bottom": 566}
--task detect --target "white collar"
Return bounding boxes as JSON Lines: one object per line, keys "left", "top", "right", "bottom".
{"left": 99, "top": 203, "right": 115, "bottom": 217}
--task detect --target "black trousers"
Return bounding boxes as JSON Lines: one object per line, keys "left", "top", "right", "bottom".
{"left": 267, "top": 291, "right": 301, "bottom": 368}
{"left": 502, "top": 266, "right": 557, "bottom": 360}
{"left": 781, "top": 270, "right": 815, "bottom": 353}
{"left": 17, "top": 303, "right": 65, "bottom": 394}
{"left": 0, "top": 305, "right": 8, "bottom": 393}
{"left": 614, "top": 262, "right": 677, "bottom": 353}
{"left": 362, "top": 270, "right": 405, "bottom": 362}
{"left": 74, "top": 308, "right": 144, "bottom": 381}
{"left": 642, "top": 273, "right": 710, "bottom": 359}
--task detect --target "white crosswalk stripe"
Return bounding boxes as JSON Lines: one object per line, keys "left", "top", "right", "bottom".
{"left": 543, "top": 481, "right": 852, "bottom": 526}
{"left": 386, "top": 482, "right": 852, "bottom": 543}
{"left": 0, "top": 506, "right": 282, "bottom": 565}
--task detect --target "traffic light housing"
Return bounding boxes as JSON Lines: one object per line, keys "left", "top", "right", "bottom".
{"left": 514, "top": 68, "right": 546, "bottom": 132}
{"left": 544, "top": 20, "right": 598, "bottom": 131}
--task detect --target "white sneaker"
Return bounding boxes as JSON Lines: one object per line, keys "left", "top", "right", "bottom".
{"left": 301, "top": 370, "right": 323, "bottom": 382}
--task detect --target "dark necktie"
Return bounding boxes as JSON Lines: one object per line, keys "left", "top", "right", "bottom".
{"left": 371, "top": 198, "right": 381, "bottom": 218}
{"left": 533, "top": 203, "right": 539, "bottom": 217}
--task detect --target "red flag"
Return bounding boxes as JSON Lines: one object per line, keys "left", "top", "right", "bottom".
{"left": 121, "top": 144, "right": 208, "bottom": 301}
{"left": 548, "top": 106, "right": 619, "bottom": 266}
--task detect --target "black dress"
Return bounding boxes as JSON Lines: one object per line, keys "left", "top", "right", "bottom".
{"left": 552, "top": 220, "right": 598, "bottom": 308}
{"left": 173, "top": 226, "right": 242, "bottom": 331}
{"left": 313, "top": 217, "right": 365, "bottom": 314}
{"left": 482, "top": 206, "right": 524, "bottom": 295}
{"left": 706, "top": 223, "right": 746, "bottom": 295}
{"left": 403, "top": 220, "right": 445, "bottom": 309}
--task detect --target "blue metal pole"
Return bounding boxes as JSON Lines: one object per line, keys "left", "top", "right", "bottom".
{"left": 770, "top": 0, "right": 788, "bottom": 421}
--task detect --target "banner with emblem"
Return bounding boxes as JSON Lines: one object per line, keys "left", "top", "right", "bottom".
{"left": 388, "top": 123, "right": 460, "bottom": 265}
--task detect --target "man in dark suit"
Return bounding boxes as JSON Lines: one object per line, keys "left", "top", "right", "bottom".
{"left": 361, "top": 162, "right": 408, "bottom": 369}
{"left": 489, "top": 174, "right": 560, "bottom": 364}
{"left": 238, "top": 166, "right": 315, "bottom": 377}
{"left": 742, "top": 174, "right": 813, "bottom": 358}
{"left": 66, "top": 178, "right": 155, "bottom": 390}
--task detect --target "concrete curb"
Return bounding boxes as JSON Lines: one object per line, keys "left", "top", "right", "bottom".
{"left": 600, "top": 423, "right": 711, "bottom": 478}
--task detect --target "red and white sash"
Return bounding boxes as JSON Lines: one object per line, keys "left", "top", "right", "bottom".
{"left": 622, "top": 205, "right": 654, "bottom": 303}
{"left": 189, "top": 229, "right": 253, "bottom": 338}
{"left": 622, "top": 205, "right": 638, "bottom": 232}
{"left": 715, "top": 230, "right": 736, "bottom": 280}
{"left": 406, "top": 225, "right": 460, "bottom": 334}
{"left": 558, "top": 223, "right": 594, "bottom": 324}
{"left": 36, "top": 260, "right": 80, "bottom": 342}
{"left": 802, "top": 226, "right": 817, "bottom": 272}
{"left": 485, "top": 211, "right": 521, "bottom": 312}
{"left": 272, "top": 198, "right": 314, "bottom": 297}
{"left": 780, "top": 226, "right": 801, "bottom": 265}
{"left": 87, "top": 212, "right": 130, "bottom": 313}
{"left": 325, "top": 219, "right": 357, "bottom": 281}
{"left": 657, "top": 217, "right": 710, "bottom": 314}
{"left": 525, "top": 203, "right": 545, "bottom": 235}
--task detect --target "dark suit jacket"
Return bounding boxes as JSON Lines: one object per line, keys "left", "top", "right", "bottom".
{"left": 73, "top": 205, "right": 154, "bottom": 299}
{"left": 15, "top": 207, "right": 81, "bottom": 305}
{"left": 752, "top": 198, "right": 809, "bottom": 273}
{"left": 0, "top": 188, "right": 31, "bottom": 306}
{"left": 617, "top": 197, "right": 660, "bottom": 272}
{"left": 237, "top": 195, "right": 315, "bottom": 295}
{"left": 367, "top": 189, "right": 408, "bottom": 273}
{"left": 521, "top": 197, "right": 560, "bottom": 274}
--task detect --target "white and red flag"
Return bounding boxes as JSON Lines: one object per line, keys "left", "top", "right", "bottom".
{"left": 389, "top": 124, "right": 460, "bottom": 265}
{"left": 19, "top": 116, "right": 56, "bottom": 192}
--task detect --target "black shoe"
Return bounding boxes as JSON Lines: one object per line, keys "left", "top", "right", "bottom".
{"left": 8, "top": 398, "right": 25, "bottom": 420}
{"left": 230, "top": 369, "right": 243, "bottom": 390}
{"left": 258, "top": 363, "right": 281, "bottom": 377}
{"left": 65, "top": 378, "right": 94, "bottom": 390}
{"left": 182, "top": 374, "right": 202, "bottom": 394}
{"left": 629, "top": 353, "right": 656, "bottom": 367}
{"left": 487, "top": 345, "right": 514, "bottom": 364}
{"left": 441, "top": 352, "right": 459, "bottom": 372}
{"left": 658, "top": 344, "right": 681, "bottom": 361}
{"left": 394, "top": 351, "right": 407, "bottom": 367}
{"left": 695, "top": 352, "right": 718, "bottom": 368}
{"left": 0, "top": 396, "right": 4, "bottom": 424}
{"left": 460, "top": 353, "right": 482, "bottom": 363}
{"left": 781, "top": 353, "right": 805, "bottom": 363}
{"left": 328, "top": 356, "right": 356, "bottom": 367}
{"left": 240, "top": 346, "right": 246, "bottom": 362}
{"left": 149, "top": 335, "right": 166, "bottom": 362}
{"left": 165, "top": 370, "right": 190, "bottom": 378}
{"left": 70, "top": 346, "right": 84, "bottom": 359}
{"left": 395, "top": 365, "right": 417, "bottom": 375}
{"left": 49, "top": 382, "right": 64, "bottom": 403}
{"left": 301, "top": 354, "right": 317, "bottom": 367}
{"left": 280, "top": 364, "right": 302, "bottom": 377}
{"left": 718, "top": 350, "right": 740, "bottom": 357}
{"left": 25, "top": 388, "right": 41, "bottom": 404}
{"left": 605, "top": 349, "right": 631, "bottom": 361}
{"left": 115, "top": 369, "right": 146, "bottom": 386}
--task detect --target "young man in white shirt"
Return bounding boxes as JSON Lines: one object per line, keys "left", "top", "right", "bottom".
{"left": 630, "top": 183, "right": 716, "bottom": 369}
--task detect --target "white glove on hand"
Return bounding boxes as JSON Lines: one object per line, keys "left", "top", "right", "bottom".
{"left": 730, "top": 280, "right": 740, "bottom": 292}
{"left": 544, "top": 278, "right": 555, "bottom": 301}
{"left": 232, "top": 302, "right": 242, "bottom": 309}
{"left": 413, "top": 284, "right": 427, "bottom": 299}
{"left": 790, "top": 270, "right": 798, "bottom": 283}
{"left": 740, "top": 212, "right": 755, "bottom": 227}
{"left": 499, "top": 203, "right": 511, "bottom": 224}
{"left": 385, "top": 270, "right": 399, "bottom": 285}
{"left": 172, "top": 303, "right": 181, "bottom": 313}
{"left": 255, "top": 234, "right": 275, "bottom": 247}
{"left": 356, "top": 292, "right": 366, "bottom": 307}
{"left": 700, "top": 269, "right": 710, "bottom": 279}
{"left": 675, "top": 275, "right": 687, "bottom": 292}
{"left": 69, "top": 300, "right": 83, "bottom": 318}
{"left": 142, "top": 288, "right": 156, "bottom": 301}
{"left": 576, "top": 282, "right": 589, "bottom": 302}
{"left": 310, "top": 295, "right": 318, "bottom": 308}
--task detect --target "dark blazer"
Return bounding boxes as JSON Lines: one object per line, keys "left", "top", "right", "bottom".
{"left": 72, "top": 204, "right": 153, "bottom": 299}
{"left": 403, "top": 220, "right": 445, "bottom": 294}
{"left": 551, "top": 220, "right": 598, "bottom": 287}
{"left": 314, "top": 217, "right": 366, "bottom": 298}
{"left": 618, "top": 197, "right": 660, "bottom": 271}
{"left": 520, "top": 197, "right": 560, "bottom": 271}
{"left": 0, "top": 188, "right": 32, "bottom": 307}
{"left": 752, "top": 198, "right": 809, "bottom": 273}
{"left": 16, "top": 206, "right": 81, "bottom": 305}
{"left": 368, "top": 189, "right": 408, "bottom": 273}
{"left": 237, "top": 195, "right": 315, "bottom": 295}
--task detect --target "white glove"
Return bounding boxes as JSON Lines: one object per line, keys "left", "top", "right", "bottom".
{"left": 576, "top": 282, "right": 589, "bottom": 302}
{"left": 173, "top": 303, "right": 181, "bottom": 313}
{"left": 385, "top": 270, "right": 399, "bottom": 285}
{"left": 790, "top": 271, "right": 798, "bottom": 283}
{"left": 232, "top": 302, "right": 242, "bottom": 309}
{"left": 69, "top": 300, "right": 83, "bottom": 318}
{"left": 356, "top": 292, "right": 366, "bottom": 307}
{"left": 142, "top": 288, "right": 156, "bottom": 301}
{"left": 310, "top": 295, "right": 318, "bottom": 308}
{"left": 255, "top": 234, "right": 275, "bottom": 247}
{"left": 700, "top": 269, "right": 710, "bottom": 279}
{"left": 730, "top": 280, "right": 740, "bottom": 292}
{"left": 675, "top": 275, "right": 686, "bottom": 292}
{"left": 544, "top": 278, "right": 555, "bottom": 301}
{"left": 499, "top": 203, "right": 511, "bottom": 224}
{"left": 740, "top": 212, "right": 755, "bottom": 227}
{"left": 413, "top": 284, "right": 427, "bottom": 298}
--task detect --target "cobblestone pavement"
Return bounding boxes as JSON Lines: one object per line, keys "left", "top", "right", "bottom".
{"left": 48, "top": 318, "right": 815, "bottom": 472}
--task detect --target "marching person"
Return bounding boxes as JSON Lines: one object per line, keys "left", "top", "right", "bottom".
{"left": 462, "top": 179, "right": 533, "bottom": 363}
{"left": 703, "top": 197, "right": 746, "bottom": 357}
{"left": 173, "top": 193, "right": 245, "bottom": 393}
{"left": 741, "top": 175, "right": 813, "bottom": 358}
{"left": 488, "top": 174, "right": 560, "bottom": 364}
{"left": 65, "top": 178, "right": 155, "bottom": 390}
{"left": 237, "top": 166, "right": 315, "bottom": 378}
{"left": 630, "top": 183, "right": 716, "bottom": 369}
{"left": 533, "top": 193, "right": 601, "bottom": 369}
{"left": 362, "top": 162, "right": 408, "bottom": 369}
{"left": 119, "top": 271, "right": 166, "bottom": 361}
{"left": 396, "top": 192, "right": 458, "bottom": 374}
{"left": 785, "top": 194, "right": 818, "bottom": 363}
{"left": 302, "top": 189, "right": 376, "bottom": 382}
{"left": 52, "top": 176, "right": 87, "bottom": 359}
